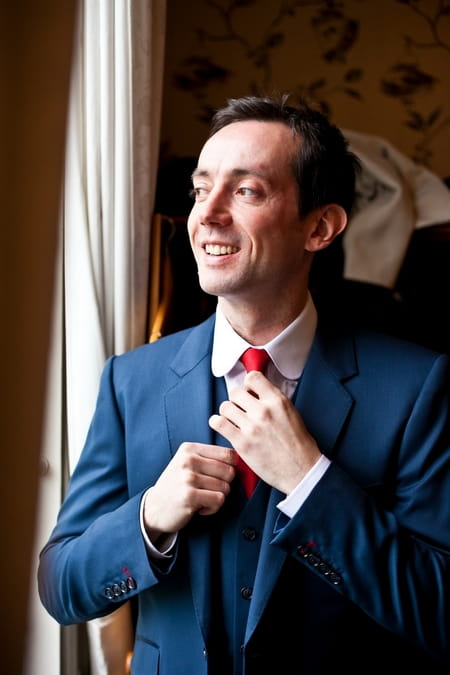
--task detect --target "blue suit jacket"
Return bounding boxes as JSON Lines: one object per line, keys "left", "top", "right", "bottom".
{"left": 38, "top": 314, "right": 450, "bottom": 674}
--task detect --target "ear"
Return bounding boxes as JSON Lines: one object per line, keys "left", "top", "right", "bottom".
{"left": 304, "top": 205, "right": 347, "bottom": 252}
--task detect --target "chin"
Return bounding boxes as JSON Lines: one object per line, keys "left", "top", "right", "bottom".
{"left": 198, "top": 269, "right": 244, "bottom": 298}
{"left": 199, "top": 282, "right": 225, "bottom": 296}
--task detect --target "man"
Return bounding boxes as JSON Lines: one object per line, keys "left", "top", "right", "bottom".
{"left": 39, "top": 96, "right": 450, "bottom": 674}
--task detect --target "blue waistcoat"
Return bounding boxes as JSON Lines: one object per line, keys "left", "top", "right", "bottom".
{"left": 211, "top": 376, "right": 272, "bottom": 674}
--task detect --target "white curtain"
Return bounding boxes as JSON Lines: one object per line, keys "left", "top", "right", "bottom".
{"left": 65, "top": 0, "right": 166, "bottom": 472}
{"left": 66, "top": 3, "right": 167, "bottom": 672}
{"left": 27, "top": 2, "right": 167, "bottom": 674}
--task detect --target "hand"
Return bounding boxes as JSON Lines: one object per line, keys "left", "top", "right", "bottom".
{"left": 209, "top": 371, "right": 321, "bottom": 494}
{"left": 143, "top": 441, "right": 236, "bottom": 541}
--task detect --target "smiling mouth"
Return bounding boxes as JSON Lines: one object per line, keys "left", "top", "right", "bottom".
{"left": 205, "top": 244, "right": 239, "bottom": 256}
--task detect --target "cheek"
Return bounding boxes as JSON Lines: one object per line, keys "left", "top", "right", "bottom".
{"left": 186, "top": 214, "right": 196, "bottom": 244}
{"left": 266, "top": 223, "right": 305, "bottom": 260}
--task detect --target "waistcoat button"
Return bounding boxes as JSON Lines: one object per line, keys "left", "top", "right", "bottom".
{"left": 241, "top": 586, "right": 253, "bottom": 600}
{"left": 242, "top": 526, "right": 258, "bottom": 541}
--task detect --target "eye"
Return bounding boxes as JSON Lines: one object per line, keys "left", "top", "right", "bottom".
{"left": 236, "top": 186, "right": 256, "bottom": 196}
{"left": 189, "top": 186, "right": 208, "bottom": 201}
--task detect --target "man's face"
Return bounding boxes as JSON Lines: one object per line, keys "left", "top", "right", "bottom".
{"left": 187, "top": 120, "right": 310, "bottom": 307}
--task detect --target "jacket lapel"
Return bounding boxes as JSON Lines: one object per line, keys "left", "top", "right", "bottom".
{"left": 163, "top": 315, "right": 221, "bottom": 644}
{"left": 295, "top": 324, "right": 357, "bottom": 457}
{"left": 164, "top": 315, "right": 216, "bottom": 453}
{"left": 246, "top": 324, "right": 357, "bottom": 640}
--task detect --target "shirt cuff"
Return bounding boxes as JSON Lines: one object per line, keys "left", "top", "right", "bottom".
{"left": 276, "top": 454, "right": 331, "bottom": 518}
{"left": 139, "top": 488, "right": 177, "bottom": 559}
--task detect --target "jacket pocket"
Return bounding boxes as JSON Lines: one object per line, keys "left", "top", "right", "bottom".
{"left": 131, "top": 636, "right": 160, "bottom": 674}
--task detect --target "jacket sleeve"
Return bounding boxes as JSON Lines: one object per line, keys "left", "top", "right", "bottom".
{"left": 272, "top": 351, "right": 450, "bottom": 662}
{"left": 37, "top": 356, "right": 172, "bottom": 625}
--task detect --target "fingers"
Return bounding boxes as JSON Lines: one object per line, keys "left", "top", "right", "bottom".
{"left": 143, "top": 442, "right": 237, "bottom": 534}
{"left": 174, "top": 442, "right": 236, "bottom": 494}
{"left": 189, "top": 441, "right": 236, "bottom": 467}
{"left": 181, "top": 441, "right": 236, "bottom": 478}
{"left": 209, "top": 378, "right": 323, "bottom": 494}
{"left": 213, "top": 373, "right": 279, "bottom": 432}
{"left": 237, "top": 369, "right": 274, "bottom": 399}
{"left": 209, "top": 412, "right": 241, "bottom": 446}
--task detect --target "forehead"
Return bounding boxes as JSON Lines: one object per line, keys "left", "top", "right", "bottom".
{"left": 195, "top": 120, "right": 298, "bottom": 178}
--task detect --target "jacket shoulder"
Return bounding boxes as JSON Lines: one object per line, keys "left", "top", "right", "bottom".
{"left": 108, "top": 314, "right": 216, "bottom": 379}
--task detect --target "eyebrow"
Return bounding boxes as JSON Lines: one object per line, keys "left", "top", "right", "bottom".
{"left": 191, "top": 167, "right": 268, "bottom": 181}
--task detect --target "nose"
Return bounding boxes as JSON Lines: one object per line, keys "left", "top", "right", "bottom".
{"left": 198, "top": 187, "right": 230, "bottom": 227}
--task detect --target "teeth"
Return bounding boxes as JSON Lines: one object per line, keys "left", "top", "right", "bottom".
{"left": 205, "top": 244, "right": 238, "bottom": 255}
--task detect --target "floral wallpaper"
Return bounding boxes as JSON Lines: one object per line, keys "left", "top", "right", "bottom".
{"left": 160, "top": 0, "right": 450, "bottom": 179}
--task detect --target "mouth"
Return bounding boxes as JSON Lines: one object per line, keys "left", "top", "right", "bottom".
{"left": 204, "top": 244, "right": 239, "bottom": 256}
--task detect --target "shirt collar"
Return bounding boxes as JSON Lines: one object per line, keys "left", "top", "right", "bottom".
{"left": 211, "top": 293, "right": 317, "bottom": 379}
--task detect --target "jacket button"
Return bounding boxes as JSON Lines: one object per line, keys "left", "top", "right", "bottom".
{"left": 307, "top": 553, "right": 320, "bottom": 567}
{"left": 318, "top": 562, "right": 331, "bottom": 575}
{"left": 119, "top": 580, "right": 128, "bottom": 594}
{"left": 328, "top": 572, "right": 342, "bottom": 585}
{"left": 104, "top": 587, "right": 114, "bottom": 600}
{"left": 241, "top": 586, "right": 253, "bottom": 600}
{"left": 112, "top": 584, "right": 121, "bottom": 597}
{"left": 126, "top": 577, "right": 137, "bottom": 590}
{"left": 242, "top": 527, "right": 258, "bottom": 541}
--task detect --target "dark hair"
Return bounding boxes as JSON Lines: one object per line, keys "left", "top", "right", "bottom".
{"left": 209, "top": 94, "right": 360, "bottom": 217}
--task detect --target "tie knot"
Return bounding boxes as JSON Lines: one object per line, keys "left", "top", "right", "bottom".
{"left": 240, "top": 348, "right": 270, "bottom": 373}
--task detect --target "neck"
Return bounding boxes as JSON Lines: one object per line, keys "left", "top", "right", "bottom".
{"left": 217, "top": 291, "right": 308, "bottom": 345}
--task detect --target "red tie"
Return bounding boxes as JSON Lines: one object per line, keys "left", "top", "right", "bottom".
{"left": 240, "top": 347, "right": 270, "bottom": 375}
{"left": 236, "top": 348, "right": 270, "bottom": 497}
